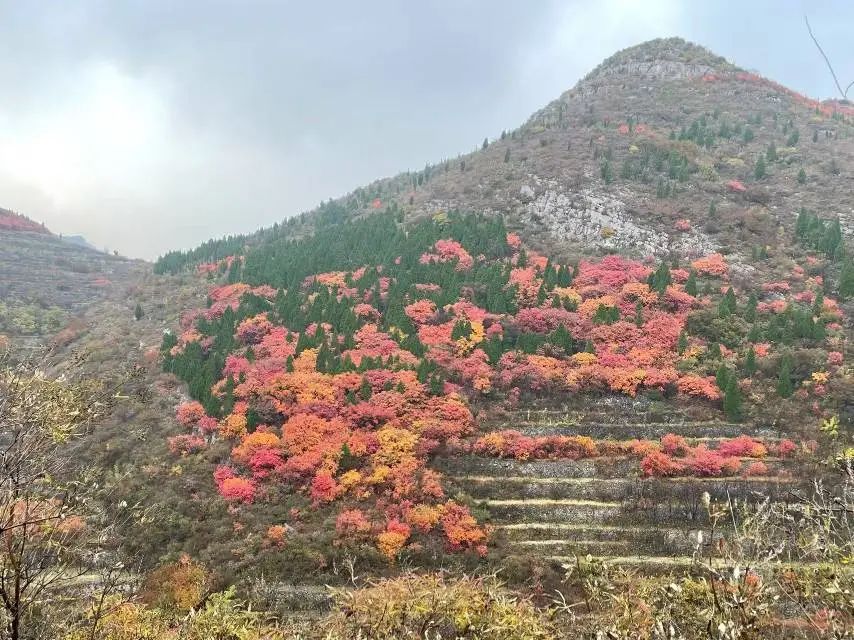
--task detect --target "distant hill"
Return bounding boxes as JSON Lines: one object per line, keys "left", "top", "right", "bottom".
{"left": 60, "top": 234, "right": 100, "bottom": 252}
{"left": 0, "top": 211, "right": 141, "bottom": 349}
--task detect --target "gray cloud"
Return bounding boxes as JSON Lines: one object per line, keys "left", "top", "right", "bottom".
{"left": 0, "top": 0, "right": 850, "bottom": 259}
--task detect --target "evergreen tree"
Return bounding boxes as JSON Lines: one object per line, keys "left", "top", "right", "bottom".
{"left": 592, "top": 304, "right": 619, "bottom": 325}
{"left": 648, "top": 262, "right": 672, "bottom": 294}
{"left": 360, "top": 377, "right": 373, "bottom": 401}
{"left": 744, "top": 346, "right": 757, "bottom": 376}
{"left": 685, "top": 270, "right": 698, "bottom": 297}
{"left": 716, "top": 364, "right": 730, "bottom": 392}
{"left": 504, "top": 147, "right": 511, "bottom": 163}
{"left": 723, "top": 376, "right": 742, "bottom": 421}
{"left": 766, "top": 142, "right": 777, "bottom": 162}
{"left": 776, "top": 355, "right": 794, "bottom": 398}
{"left": 221, "top": 375, "right": 235, "bottom": 415}
{"left": 754, "top": 154, "right": 766, "bottom": 179}
{"left": 600, "top": 159, "right": 613, "bottom": 184}
{"left": 840, "top": 259, "right": 854, "bottom": 300}
{"left": 451, "top": 319, "right": 472, "bottom": 341}
{"left": 634, "top": 301, "right": 644, "bottom": 327}
{"left": 812, "top": 290, "right": 824, "bottom": 316}
{"left": 744, "top": 293, "right": 757, "bottom": 323}
{"left": 718, "top": 287, "right": 737, "bottom": 318}
{"left": 747, "top": 324, "right": 760, "bottom": 342}
{"left": 797, "top": 168, "right": 807, "bottom": 184}
{"left": 707, "top": 342, "right": 722, "bottom": 359}
{"left": 227, "top": 262, "right": 241, "bottom": 284}
{"left": 134, "top": 303, "right": 144, "bottom": 320}
{"left": 552, "top": 325, "right": 575, "bottom": 353}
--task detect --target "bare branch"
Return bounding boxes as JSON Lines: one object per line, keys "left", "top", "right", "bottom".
{"left": 805, "top": 15, "right": 851, "bottom": 100}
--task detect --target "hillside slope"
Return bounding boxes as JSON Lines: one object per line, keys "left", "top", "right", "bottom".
{"left": 0, "top": 209, "right": 142, "bottom": 351}
{"left": 45, "top": 37, "right": 853, "bottom": 627}
{"left": 158, "top": 38, "right": 854, "bottom": 277}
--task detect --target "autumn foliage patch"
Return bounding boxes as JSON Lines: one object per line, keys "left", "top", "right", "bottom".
{"left": 162, "top": 211, "right": 841, "bottom": 561}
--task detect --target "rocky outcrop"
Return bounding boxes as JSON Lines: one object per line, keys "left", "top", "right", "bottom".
{"left": 517, "top": 178, "right": 717, "bottom": 257}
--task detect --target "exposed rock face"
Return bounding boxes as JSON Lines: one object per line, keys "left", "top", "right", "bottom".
{"left": 518, "top": 177, "right": 717, "bottom": 257}
{"left": 583, "top": 37, "right": 737, "bottom": 84}
{"left": 587, "top": 59, "right": 719, "bottom": 84}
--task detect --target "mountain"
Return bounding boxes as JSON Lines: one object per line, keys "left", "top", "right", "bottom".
{"left": 159, "top": 37, "right": 854, "bottom": 278}
{"left": 21, "top": 38, "right": 853, "bottom": 635}
{"left": 0, "top": 209, "right": 142, "bottom": 350}
{"left": 60, "top": 233, "right": 100, "bottom": 252}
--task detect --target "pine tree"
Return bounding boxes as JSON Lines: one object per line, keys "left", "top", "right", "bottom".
{"left": 316, "top": 342, "right": 330, "bottom": 373}
{"left": 227, "top": 262, "right": 241, "bottom": 284}
{"left": 360, "top": 377, "right": 372, "bottom": 401}
{"left": 766, "top": 142, "right": 777, "bottom": 162}
{"left": 648, "top": 262, "right": 672, "bottom": 294}
{"left": 504, "top": 147, "right": 510, "bottom": 163}
{"left": 685, "top": 271, "right": 698, "bottom": 297}
{"left": 718, "top": 287, "right": 737, "bottom": 318}
{"left": 747, "top": 324, "right": 760, "bottom": 342}
{"left": 744, "top": 293, "right": 757, "bottom": 323}
{"left": 840, "top": 259, "right": 854, "bottom": 300}
{"left": 222, "top": 375, "right": 235, "bottom": 415}
{"left": 600, "top": 159, "right": 613, "bottom": 184}
{"left": 797, "top": 168, "right": 807, "bottom": 184}
{"left": 812, "top": 290, "right": 824, "bottom": 316}
{"left": 744, "top": 346, "right": 757, "bottom": 375}
{"left": 134, "top": 303, "right": 144, "bottom": 320}
{"left": 634, "top": 301, "right": 644, "bottom": 327}
{"left": 716, "top": 364, "right": 730, "bottom": 392}
{"left": 776, "top": 355, "right": 794, "bottom": 398}
{"left": 723, "top": 376, "right": 742, "bottom": 421}
{"left": 754, "top": 154, "right": 766, "bottom": 179}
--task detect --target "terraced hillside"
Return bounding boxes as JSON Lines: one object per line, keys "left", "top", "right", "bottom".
{"left": 16, "top": 37, "right": 851, "bottom": 638}
{"left": 441, "top": 399, "right": 809, "bottom": 574}
{"left": 0, "top": 222, "right": 141, "bottom": 350}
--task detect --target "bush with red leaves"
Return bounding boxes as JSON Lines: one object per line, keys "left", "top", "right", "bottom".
{"left": 640, "top": 451, "right": 685, "bottom": 477}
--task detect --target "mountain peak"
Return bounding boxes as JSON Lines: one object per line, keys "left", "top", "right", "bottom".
{"left": 584, "top": 37, "right": 739, "bottom": 84}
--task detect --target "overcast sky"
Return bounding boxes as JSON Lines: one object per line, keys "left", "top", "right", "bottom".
{"left": 0, "top": 1, "right": 851, "bottom": 259}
